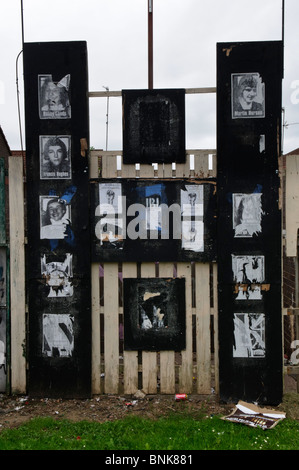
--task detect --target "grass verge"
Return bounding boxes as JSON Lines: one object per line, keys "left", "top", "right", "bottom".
{"left": 0, "top": 412, "right": 298, "bottom": 450}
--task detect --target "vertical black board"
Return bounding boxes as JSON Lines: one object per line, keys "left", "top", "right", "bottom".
{"left": 23, "top": 42, "right": 91, "bottom": 398}
{"left": 217, "top": 41, "right": 283, "bottom": 405}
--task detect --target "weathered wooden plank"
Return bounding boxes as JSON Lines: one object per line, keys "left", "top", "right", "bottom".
{"left": 89, "top": 152, "right": 101, "bottom": 179}
{"left": 175, "top": 154, "right": 192, "bottom": 178}
{"left": 141, "top": 263, "right": 157, "bottom": 394}
{"left": 194, "top": 153, "right": 209, "bottom": 179}
{"left": 103, "top": 263, "right": 119, "bottom": 393}
{"left": 139, "top": 163, "right": 156, "bottom": 179}
{"left": 196, "top": 263, "right": 211, "bottom": 394}
{"left": 212, "top": 262, "right": 219, "bottom": 395}
{"left": 91, "top": 263, "right": 101, "bottom": 394}
{"left": 122, "top": 262, "right": 139, "bottom": 394}
{"left": 88, "top": 87, "right": 216, "bottom": 99}
{"left": 102, "top": 153, "right": 118, "bottom": 179}
{"left": 159, "top": 262, "right": 175, "bottom": 394}
{"left": 119, "top": 153, "right": 136, "bottom": 178}
{"left": 177, "top": 262, "right": 193, "bottom": 393}
{"left": 0, "top": 159, "right": 6, "bottom": 244}
{"left": 285, "top": 154, "right": 299, "bottom": 257}
{"left": 9, "top": 156, "right": 26, "bottom": 394}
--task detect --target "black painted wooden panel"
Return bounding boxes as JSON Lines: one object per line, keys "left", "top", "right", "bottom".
{"left": 122, "top": 89, "right": 186, "bottom": 164}
{"left": 23, "top": 41, "right": 91, "bottom": 398}
{"left": 217, "top": 41, "right": 283, "bottom": 405}
{"left": 90, "top": 179, "right": 217, "bottom": 262}
{"left": 123, "top": 277, "right": 186, "bottom": 351}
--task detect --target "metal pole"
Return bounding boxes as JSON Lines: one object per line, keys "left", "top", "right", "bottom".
{"left": 103, "top": 86, "right": 109, "bottom": 151}
{"left": 20, "top": 0, "right": 25, "bottom": 47}
{"left": 148, "top": 0, "right": 153, "bottom": 89}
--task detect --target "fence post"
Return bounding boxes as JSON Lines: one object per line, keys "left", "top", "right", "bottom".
{"left": 9, "top": 156, "right": 26, "bottom": 394}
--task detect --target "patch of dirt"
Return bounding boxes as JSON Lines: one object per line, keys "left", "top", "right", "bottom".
{"left": 0, "top": 386, "right": 299, "bottom": 431}
{"left": 0, "top": 393, "right": 233, "bottom": 430}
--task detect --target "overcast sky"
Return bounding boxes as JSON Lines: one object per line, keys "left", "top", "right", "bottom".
{"left": 0, "top": 0, "right": 298, "bottom": 154}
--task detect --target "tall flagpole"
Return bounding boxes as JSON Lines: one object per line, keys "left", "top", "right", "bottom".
{"left": 148, "top": 0, "right": 153, "bottom": 89}
{"left": 21, "top": 0, "right": 25, "bottom": 48}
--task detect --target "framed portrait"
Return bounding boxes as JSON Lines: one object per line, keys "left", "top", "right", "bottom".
{"left": 180, "top": 184, "right": 204, "bottom": 252}
{"left": 38, "top": 74, "right": 71, "bottom": 119}
{"left": 40, "top": 196, "right": 71, "bottom": 240}
{"left": 40, "top": 135, "right": 72, "bottom": 180}
{"left": 231, "top": 73, "right": 265, "bottom": 119}
{"left": 96, "top": 182, "right": 124, "bottom": 247}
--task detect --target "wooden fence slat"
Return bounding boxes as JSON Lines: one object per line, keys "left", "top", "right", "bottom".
{"left": 139, "top": 163, "right": 156, "bottom": 179}
{"left": 88, "top": 150, "right": 218, "bottom": 397}
{"left": 91, "top": 263, "right": 101, "bottom": 394}
{"left": 177, "top": 262, "right": 194, "bottom": 393}
{"left": 90, "top": 152, "right": 101, "bottom": 179}
{"left": 141, "top": 263, "right": 157, "bottom": 394}
{"left": 159, "top": 263, "right": 175, "bottom": 394}
{"left": 0, "top": 159, "right": 6, "bottom": 244}
{"left": 175, "top": 154, "right": 191, "bottom": 178}
{"left": 196, "top": 262, "right": 211, "bottom": 394}
{"left": 9, "top": 156, "right": 26, "bottom": 394}
{"left": 103, "top": 263, "right": 119, "bottom": 393}
{"left": 102, "top": 154, "right": 118, "bottom": 179}
{"left": 212, "top": 262, "right": 219, "bottom": 395}
{"left": 194, "top": 153, "right": 209, "bottom": 179}
{"left": 122, "top": 262, "right": 139, "bottom": 394}
{"left": 120, "top": 159, "right": 137, "bottom": 178}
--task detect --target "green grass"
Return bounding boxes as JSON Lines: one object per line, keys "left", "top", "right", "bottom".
{"left": 0, "top": 413, "right": 299, "bottom": 450}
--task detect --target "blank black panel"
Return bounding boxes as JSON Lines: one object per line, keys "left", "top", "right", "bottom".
{"left": 122, "top": 89, "right": 186, "bottom": 164}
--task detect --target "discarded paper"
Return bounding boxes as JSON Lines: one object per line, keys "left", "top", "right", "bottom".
{"left": 222, "top": 401, "right": 286, "bottom": 430}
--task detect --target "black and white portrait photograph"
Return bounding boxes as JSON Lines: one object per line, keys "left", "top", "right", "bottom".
{"left": 180, "top": 185, "right": 204, "bottom": 252}
{"left": 41, "top": 253, "right": 73, "bottom": 297}
{"left": 233, "top": 313, "right": 265, "bottom": 358}
{"left": 232, "top": 255, "right": 265, "bottom": 300}
{"left": 231, "top": 73, "right": 265, "bottom": 119}
{"left": 233, "top": 193, "right": 262, "bottom": 238}
{"left": 38, "top": 74, "right": 71, "bottom": 119}
{"left": 99, "top": 182, "right": 123, "bottom": 214}
{"left": 96, "top": 183, "right": 123, "bottom": 246}
{"left": 40, "top": 196, "right": 71, "bottom": 240}
{"left": 40, "top": 135, "right": 72, "bottom": 180}
{"left": 42, "top": 313, "right": 74, "bottom": 358}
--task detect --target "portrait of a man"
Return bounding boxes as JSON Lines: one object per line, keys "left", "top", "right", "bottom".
{"left": 231, "top": 73, "right": 265, "bottom": 119}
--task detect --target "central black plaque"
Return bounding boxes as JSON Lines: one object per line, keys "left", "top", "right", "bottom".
{"left": 122, "top": 89, "right": 186, "bottom": 164}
